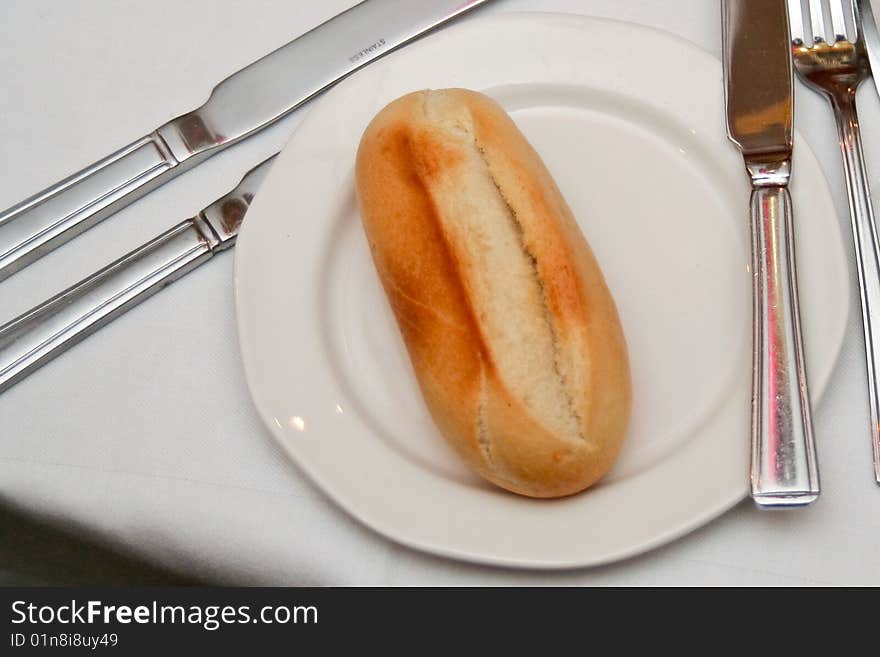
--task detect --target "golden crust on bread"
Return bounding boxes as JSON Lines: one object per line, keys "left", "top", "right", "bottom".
{"left": 356, "top": 89, "right": 631, "bottom": 497}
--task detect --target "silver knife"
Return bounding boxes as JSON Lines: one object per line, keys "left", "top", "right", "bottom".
{"left": 0, "top": 156, "right": 274, "bottom": 395}
{"left": 722, "top": 0, "right": 820, "bottom": 507}
{"left": 0, "top": 0, "right": 492, "bottom": 281}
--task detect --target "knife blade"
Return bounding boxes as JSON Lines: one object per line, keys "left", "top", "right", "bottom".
{"left": 858, "top": 0, "right": 880, "bottom": 91}
{"left": 0, "top": 0, "right": 492, "bottom": 281}
{"left": 722, "top": 0, "right": 820, "bottom": 507}
{"left": 0, "top": 155, "right": 275, "bottom": 395}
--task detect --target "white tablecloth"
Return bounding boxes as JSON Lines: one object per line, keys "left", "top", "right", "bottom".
{"left": 2, "top": 0, "right": 880, "bottom": 585}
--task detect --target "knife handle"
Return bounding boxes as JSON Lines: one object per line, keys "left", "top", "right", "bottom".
{"left": 748, "top": 166, "right": 820, "bottom": 506}
{"left": 0, "top": 129, "right": 189, "bottom": 282}
{"left": 0, "top": 155, "right": 271, "bottom": 395}
{"left": 0, "top": 216, "right": 218, "bottom": 394}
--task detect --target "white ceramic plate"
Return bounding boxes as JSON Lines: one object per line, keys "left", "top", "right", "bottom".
{"left": 234, "top": 13, "right": 850, "bottom": 568}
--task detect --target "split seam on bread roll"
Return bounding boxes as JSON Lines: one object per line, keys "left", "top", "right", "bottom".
{"left": 476, "top": 144, "right": 586, "bottom": 445}
{"left": 420, "top": 90, "right": 584, "bottom": 447}
{"left": 356, "top": 88, "right": 631, "bottom": 497}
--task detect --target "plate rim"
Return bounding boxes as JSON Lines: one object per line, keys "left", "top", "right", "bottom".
{"left": 233, "top": 11, "right": 850, "bottom": 569}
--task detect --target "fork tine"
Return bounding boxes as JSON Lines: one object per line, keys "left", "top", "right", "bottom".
{"left": 809, "top": 0, "right": 828, "bottom": 42}
{"left": 830, "top": 0, "right": 850, "bottom": 40}
{"left": 789, "top": 0, "right": 808, "bottom": 43}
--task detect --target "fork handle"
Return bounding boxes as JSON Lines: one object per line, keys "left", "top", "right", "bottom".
{"left": 831, "top": 90, "right": 880, "bottom": 485}
{"left": 748, "top": 165, "right": 820, "bottom": 506}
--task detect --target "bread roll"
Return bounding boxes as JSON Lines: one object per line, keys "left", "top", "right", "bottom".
{"left": 355, "top": 89, "right": 631, "bottom": 498}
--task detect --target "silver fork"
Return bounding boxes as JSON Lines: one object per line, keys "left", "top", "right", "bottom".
{"left": 789, "top": 0, "right": 880, "bottom": 484}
